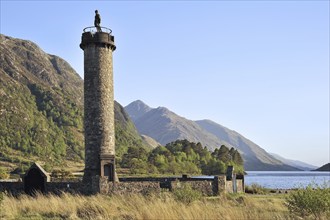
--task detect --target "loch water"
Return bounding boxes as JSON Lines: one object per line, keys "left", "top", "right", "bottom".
{"left": 245, "top": 171, "right": 330, "bottom": 189}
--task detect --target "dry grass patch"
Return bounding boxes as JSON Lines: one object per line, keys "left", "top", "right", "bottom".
{"left": 1, "top": 192, "right": 294, "bottom": 220}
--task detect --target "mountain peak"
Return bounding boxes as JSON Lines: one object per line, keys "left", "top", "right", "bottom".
{"left": 130, "top": 100, "right": 149, "bottom": 107}
{"left": 125, "top": 100, "right": 152, "bottom": 122}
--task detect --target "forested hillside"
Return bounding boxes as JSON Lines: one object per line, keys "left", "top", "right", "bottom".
{"left": 0, "top": 34, "right": 148, "bottom": 173}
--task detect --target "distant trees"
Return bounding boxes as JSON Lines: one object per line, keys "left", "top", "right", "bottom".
{"left": 119, "top": 139, "right": 244, "bottom": 175}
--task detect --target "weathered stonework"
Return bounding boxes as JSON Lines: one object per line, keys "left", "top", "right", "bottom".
{"left": 80, "top": 31, "right": 116, "bottom": 192}
{"left": 226, "top": 180, "right": 233, "bottom": 193}
{"left": 213, "top": 175, "right": 227, "bottom": 196}
{"left": 172, "top": 180, "right": 214, "bottom": 196}
{"left": 0, "top": 174, "right": 244, "bottom": 196}
{"left": 236, "top": 179, "right": 244, "bottom": 193}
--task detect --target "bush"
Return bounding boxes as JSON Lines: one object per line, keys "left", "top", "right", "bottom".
{"left": 245, "top": 183, "right": 270, "bottom": 194}
{"left": 0, "top": 167, "right": 9, "bottom": 180}
{"left": 51, "top": 169, "right": 74, "bottom": 181}
{"left": 173, "top": 184, "right": 202, "bottom": 205}
{"left": 285, "top": 182, "right": 330, "bottom": 219}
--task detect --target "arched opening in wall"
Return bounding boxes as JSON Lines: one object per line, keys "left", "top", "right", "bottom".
{"left": 24, "top": 168, "right": 45, "bottom": 195}
{"left": 104, "top": 163, "right": 114, "bottom": 181}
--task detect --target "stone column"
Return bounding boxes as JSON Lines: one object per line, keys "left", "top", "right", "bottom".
{"left": 80, "top": 31, "right": 116, "bottom": 193}
{"left": 212, "top": 175, "right": 227, "bottom": 196}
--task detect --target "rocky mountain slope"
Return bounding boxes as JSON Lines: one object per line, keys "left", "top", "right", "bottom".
{"left": 140, "top": 135, "right": 161, "bottom": 149}
{"left": 131, "top": 105, "right": 223, "bottom": 149}
{"left": 125, "top": 100, "right": 299, "bottom": 171}
{"left": 0, "top": 34, "right": 148, "bottom": 172}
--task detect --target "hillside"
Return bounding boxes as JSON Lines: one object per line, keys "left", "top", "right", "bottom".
{"left": 140, "top": 135, "right": 161, "bottom": 149}
{"left": 132, "top": 106, "right": 223, "bottom": 149}
{"left": 0, "top": 34, "right": 148, "bottom": 172}
{"left": 195, "top": 120, "right": 299, "bottom": 171}
{"left": 270, "top": 153, "right": 317, "bottom": 171}
{"left": 125, "top": 100, "right": 299, "bottom": 171}
{"left": 314, "top": 163, "right": 330, "bottom": 172}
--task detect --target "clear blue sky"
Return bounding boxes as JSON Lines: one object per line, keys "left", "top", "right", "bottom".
{"left": 1, "top": 1, "right": 329, "bottom": 167}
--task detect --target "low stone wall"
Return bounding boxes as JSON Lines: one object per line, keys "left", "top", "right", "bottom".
{"left": 0, "top": 182, "right": 24, "bottom": 196}
{"left": 117, "top": 176, "right": 227, "bottom": 196}
{"left": 46, "top": 182, "right": 82, "bottom": 194}
{"left": 0, "top": 174, "right": 244, "bottom": 196}
{"left": 114, "top": 182, "right": 161, "bottom": 195}
{"left": 0, "top": 181, "right": 82, "bottom": 195}
{"left": 172, "top": 180, "right": 214, "bottom": 196}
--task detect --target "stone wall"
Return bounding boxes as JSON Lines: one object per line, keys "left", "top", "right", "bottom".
{"left": 0, "top": 182, "right": 81, "bottom": 195}
{"left": 0, "top": 175, "right": 244, "bottom": 195}
{"left": 0, "top": 182, "right": 23, "bottom": 196}
{"left": 172, "top": 180, "right": 214, "bottom": 196}
{"left": 114, "top": 182, "right": 161, "bottom": 195}
{"left": 46, "top": 182, "right": 81, "bottom": 195}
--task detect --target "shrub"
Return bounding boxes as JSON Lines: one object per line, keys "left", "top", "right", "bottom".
{"left": 0, "top": 167, "right": 9, "bottom": 180}
{"left": 172, "top": 184, "right": 202, "bottom": 205}
{"left": 51, "top": 169, "right": 74, "bottom": 181}
{"left": 285, "top": 182, "right": 330, "bottom": 219}
{"left": 245, "top": 183, "right": 270, "bottom": 194}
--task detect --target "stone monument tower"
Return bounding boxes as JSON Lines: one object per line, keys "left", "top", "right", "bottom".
{"left": 80, "top": 11, "right": 116, "bottom": 194}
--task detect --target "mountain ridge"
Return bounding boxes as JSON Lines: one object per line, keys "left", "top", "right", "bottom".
{"left": 270, "top": 153, "right": 317, "bottom": 171}
{"left": 125, "top": 100, "right": 300, "bottom": 171}
{"left": 314, "top": 163, "right": 330, "bottom": 172}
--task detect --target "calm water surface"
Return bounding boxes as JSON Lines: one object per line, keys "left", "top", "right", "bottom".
{"left": 245, "top": 171, "right": 330, "bottom": 189}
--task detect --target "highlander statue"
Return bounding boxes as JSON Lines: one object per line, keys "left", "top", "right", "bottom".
{"left": 94, "top": 10, "right": 101, "bottom": 32}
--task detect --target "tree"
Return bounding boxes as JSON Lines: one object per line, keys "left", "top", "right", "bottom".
{"left": 121, "top": 146, "right": 148, "bottom": 168}
{"left": 129, "top": 158, "right": 148, "bottom": 174}
{"left": 232, "top": 150, "right": 244, "bottom": 166}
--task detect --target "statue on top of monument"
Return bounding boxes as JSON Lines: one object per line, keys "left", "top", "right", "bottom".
{"left": 94, "top": 10, "right": 102, "bottom": 32}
